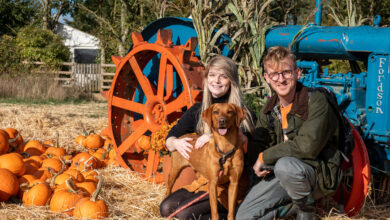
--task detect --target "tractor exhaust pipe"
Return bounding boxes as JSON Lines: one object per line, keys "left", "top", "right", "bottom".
{"left": 314, "top": 0, "right": 323, "bottom": 26}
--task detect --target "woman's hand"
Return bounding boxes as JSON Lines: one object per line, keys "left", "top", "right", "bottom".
{"left": 194, "top": 134, "right": 211, "bottom": 149}
{"left": 166, "top": 136, "right": 193, "bottom": 160}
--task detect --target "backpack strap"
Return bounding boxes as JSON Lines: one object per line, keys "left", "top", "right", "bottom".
{"left": 267, "top": 113, "right": 274, "bottom": 131}
{"left": 308, "top": 87, "right": 351, "bottom": 162}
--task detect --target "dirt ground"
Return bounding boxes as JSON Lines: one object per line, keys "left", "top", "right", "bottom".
{"left": 0, "top": 102, "right": 388, "bottom": 219}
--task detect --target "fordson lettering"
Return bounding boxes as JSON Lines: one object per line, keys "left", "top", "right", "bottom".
{"left": 376, "top": 58, "right": 387, "bottom": 114}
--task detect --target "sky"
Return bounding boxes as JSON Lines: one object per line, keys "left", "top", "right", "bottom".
{"left": 59, "top": 13, "right": 74, "bottom": 24}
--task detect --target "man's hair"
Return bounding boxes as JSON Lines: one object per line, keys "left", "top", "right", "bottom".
{"left": 263, "top": 46, "right": 297, "bottom": 72}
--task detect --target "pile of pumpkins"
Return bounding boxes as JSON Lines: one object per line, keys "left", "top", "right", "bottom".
{"left": 0, "top": 128, "right": 117, "bottom": 219}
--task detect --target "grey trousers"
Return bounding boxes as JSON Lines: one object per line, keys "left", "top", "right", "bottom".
{"left": 236, "top": 157, "right": 316, "bottom": 220}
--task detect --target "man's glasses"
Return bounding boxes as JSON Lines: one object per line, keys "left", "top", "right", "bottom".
{"left": 267, "top": 70, "right": 293, "bottom": 81}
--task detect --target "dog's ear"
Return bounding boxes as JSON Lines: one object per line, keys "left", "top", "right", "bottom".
{"left": 202, "top": 105, "right": 214, "bottom": 128}
{"left": 234, "top": 105, "right": 247, "bottom": 127}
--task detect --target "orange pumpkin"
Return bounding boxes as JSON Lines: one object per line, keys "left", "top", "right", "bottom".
{"left": 0, "top": 168, "right": 19, "bottom": 201}
{"left": 24, "top": 140, "right": 46, "bottom": 156}
{"left": 75, "top": 181, "right": 97, "bottom": 196}
{"left": 108, "top": 148, "right": 116, "bottom": 161}
{"left": 44, "top": 134, "right": 67, "bottom": 158}
{"left": 5, "top": 128, "right": 24, "bottom": 151}
{"left": 24, "top": 162, "right": 39, "bottom": 175}
{"left": 33, "top": 167, "right": 53, "bottom": 182}
{"left": 22, "top": 180, "right": 52, "bottom": 206}
{"left": 53, "top": 173, "right": 73, "bottom": 186}
{"left": 0, "top": 130, "right": 10, "bottom": 155}
{"left": 44, "top": 146, "right": 66, "bottom": 159}
{"left": 73, "top": 176, "right": 108, "bottom": 219}
{"left": 50, "top": 178, "right": 87, "bottom": 216}
{"left": 75, "top": 135, "right": 87, "bottom": 147}
{"left": 42, "top": 158, "right": 64, "bottom": 173}
{"left": 85, "top": 133, "right": 104, "bottom": 150}
{"left": 18, "top": 174, "right": 37, "bottom": 188}
{"left": 0, "top": 153, "right": 26, "bottom": 176}
{"left": 24, "top": 155, "right": 43, "bottom": 167}
{"left": 65, "top": 168, "right": 85, "bottom": 183}
{"left": 18, "top": 174, "right": 37, "bottom": 199}
{"left": 82, "top": 170, "right": 99, "bottom": 183}
{"left": 71, "top": 152, "right": 98, "bottom": 171}
{"left": 136, "top": 135, "right": 151, "bottom": 151}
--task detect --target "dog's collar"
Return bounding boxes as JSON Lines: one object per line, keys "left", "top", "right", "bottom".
{"left": 214, "top": 142, "right": 236, "bottom": 174}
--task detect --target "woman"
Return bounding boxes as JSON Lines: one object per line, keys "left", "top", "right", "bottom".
{"left": 160, "top": 55, "right": 256, "bottom": 220}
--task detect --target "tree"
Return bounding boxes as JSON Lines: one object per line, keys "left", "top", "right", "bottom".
{"left": 0, "top": 35, "right": 25, "bottom": 74}
{"left": 37, "top": 0, "right": 75, "bottom": 30}
{"left": 69, "top": 0, "right": 191, "bottom": 62}
{"left": 0, "top": 0, "right": 39, "bottom": 36}
{"left": 16, "top": 25, "right": 71, "bottom": 67}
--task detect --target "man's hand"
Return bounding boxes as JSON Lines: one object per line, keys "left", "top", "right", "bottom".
{"left": 194, "top": 133, "right": 211, "bottom": 149}
{"left": 253, "top": 159, "right": 270, "bottom": 177}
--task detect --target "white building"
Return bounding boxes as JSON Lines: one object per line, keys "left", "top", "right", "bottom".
{"left": 55, "top": 23, "right": 100, "bottom": 63}
{"left": 55, "top": 23, "right": 100, "bottom": 89}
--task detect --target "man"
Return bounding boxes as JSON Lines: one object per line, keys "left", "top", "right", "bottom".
{"left": 236, "top": 46, "right": 342, "bottom": 220}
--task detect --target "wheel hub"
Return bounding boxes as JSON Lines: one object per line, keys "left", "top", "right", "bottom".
{"left": 145, "top": 97, "right": 166, "bottom": 132}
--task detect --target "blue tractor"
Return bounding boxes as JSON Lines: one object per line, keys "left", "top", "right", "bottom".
{"left": 103, "top": 0, "right": 389, "bottom": 217}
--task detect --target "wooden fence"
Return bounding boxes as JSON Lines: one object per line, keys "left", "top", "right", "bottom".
{"left": 27, "top": 62, "right": 116, "bottom": 93}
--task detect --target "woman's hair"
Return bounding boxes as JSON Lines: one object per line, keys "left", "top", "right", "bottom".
{"left": 196, "top": 55, "right": 255, "bottom": 135}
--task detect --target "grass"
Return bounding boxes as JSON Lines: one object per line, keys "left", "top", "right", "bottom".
{"left": 0, "top": 97, "right": 102, "bottom": 105}
{"left": 0, "top": 74, "right": 95, "bottom": 102}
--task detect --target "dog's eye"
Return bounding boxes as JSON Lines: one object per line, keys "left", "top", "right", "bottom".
{"left": 213, "top": 111, "right": 218, "bottom": 115}
{"left": 227, "top": 110, "right": 233, "bottom": 114}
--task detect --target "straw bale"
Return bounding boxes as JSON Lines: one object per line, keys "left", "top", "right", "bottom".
{"left": 0, "top": 102, "right": 388, "bottom": 219}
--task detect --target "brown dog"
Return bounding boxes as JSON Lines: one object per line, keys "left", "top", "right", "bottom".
{"left": 166, "top": 103, "right": 246, "bottom": 220}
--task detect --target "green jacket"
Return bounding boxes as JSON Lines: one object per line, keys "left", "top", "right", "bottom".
{"left": 252, "top": 83, "right": 342, "bottom": 197}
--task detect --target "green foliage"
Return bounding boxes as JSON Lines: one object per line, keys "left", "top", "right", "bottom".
{"left": 0, "top": 35, "right": 28, "bottom": 75}
{"left": 0, "top": 0, "right": 39, "bottom": 36}
{"left": 243, "top": 93, "right": 265, "bottom": 116}
{"left": 326, "top": 0, "right": 370, "bottom": 26}
{"left": 16, "top": 25, "right": 70, "bottom": 67}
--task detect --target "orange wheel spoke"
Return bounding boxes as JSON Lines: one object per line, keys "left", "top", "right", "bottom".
{"left": 165, "top": 93, "right": 186, "bottom": 114}
{"left": 112, "top": 96, "right": 145, "bottom": 115}
{"left": 129, "top": 57, "right": 154, "bottom": 99}
{"left": 157, "top": 53, "right": 167, "bottom": 98}
{"left": 117, "top": 122, "right": 148, "bottom": 155}
{"left": 164, "top": 63, "right": 174, "bottom": 100}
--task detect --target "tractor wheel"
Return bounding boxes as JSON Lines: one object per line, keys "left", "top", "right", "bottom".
{"left": 333, "top": 123, "right": 370, "bottom": 216}
{"left": 105, "top": 29, "right": 203, "bottom": 182}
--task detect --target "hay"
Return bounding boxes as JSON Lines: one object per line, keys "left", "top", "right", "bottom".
{"left": 0, "top": 102, "right": 389, "bottom": 219}
{"left": 0, "top": 102, "right": 165, "bottom": 219}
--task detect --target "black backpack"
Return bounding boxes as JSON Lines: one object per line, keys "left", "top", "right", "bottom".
{"left": 266, "top": 87, "right": 355, "bottom": 161}
{"left": 309, "top": 87, "right": 355, "bottom": 161}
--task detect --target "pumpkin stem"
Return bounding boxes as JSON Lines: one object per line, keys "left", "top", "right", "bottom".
{"left": 80, "top": 123, "right": 90, "bottom": 138}
{"left": 47, "top": 167, "right": 56, "bottom": 180}
{"left": 102, "top": 149, "right": 108, "bottom": 161}
{"left": 65, "top": 177, "right": 78, "bottom": 194}
{"left": 20, "top": 151, "right": 30, "bottom": 158}
{"left": 91, "top": 175, "right": 103, "bottom": 202}
{"left": 8, "top": 132, "right": 20, "bottom": 143}
{"left": 50, "top": 158, "right": 66, "bottom": 187}
{"left": 104, "top": 143, "right": 111, "bottom": 153}
{"left": 56, "top": 132, "right": 60, "bottom": 148}
{"left": 81, "top": 156, "right": 94, "bottom": 172}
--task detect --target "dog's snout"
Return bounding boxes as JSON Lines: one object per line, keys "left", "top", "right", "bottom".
{"left": 218, "top": 117, "right": 226, "bottom": 126}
